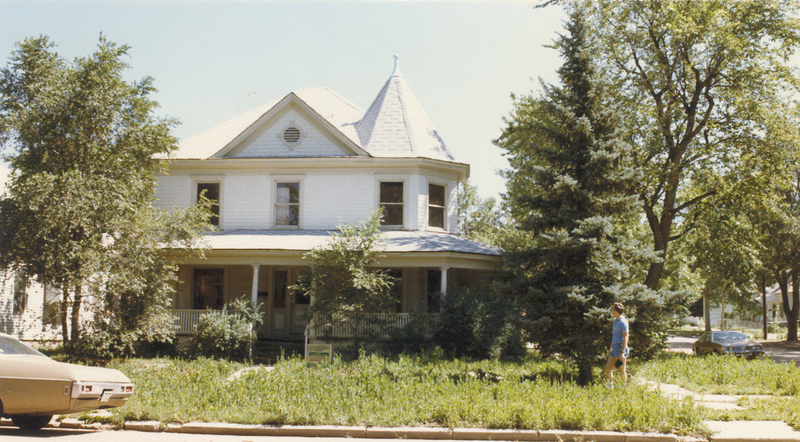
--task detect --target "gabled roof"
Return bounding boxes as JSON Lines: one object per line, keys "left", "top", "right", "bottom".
{"left": 171, "top": 62, "right": 457, "bottom": 162}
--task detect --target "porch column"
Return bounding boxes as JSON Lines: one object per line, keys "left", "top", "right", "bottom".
{"left": 440, "top": 266, "right": 449, "bottom": 299}
{"left": 251, "top": 264, "right": 260, "bottom": 308}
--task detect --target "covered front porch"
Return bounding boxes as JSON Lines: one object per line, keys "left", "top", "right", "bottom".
{"left": 166, "top": 229, "right": 502, "bottom": 339}
{"left": 171, "top": 263, "right": 487, "bottom": 339}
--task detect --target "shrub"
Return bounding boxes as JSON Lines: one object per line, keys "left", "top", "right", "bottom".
{"left": 186, "top": 299, "right": 261, "bottom": 360}
{"left": 434, "top": 288, "right": 525, "bottom": 359}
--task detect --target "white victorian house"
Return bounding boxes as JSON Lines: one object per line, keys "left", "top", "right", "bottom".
{"left": 156, "top": 64, "right": 502, "bottom": 340}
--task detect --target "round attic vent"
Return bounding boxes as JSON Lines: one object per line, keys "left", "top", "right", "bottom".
{"left": 283, "top": 127, "right": 301, "bottom": 144}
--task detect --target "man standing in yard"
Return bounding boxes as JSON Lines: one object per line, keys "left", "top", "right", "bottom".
{"left": 605, "top": 303, "right": 629, "bottom": 386}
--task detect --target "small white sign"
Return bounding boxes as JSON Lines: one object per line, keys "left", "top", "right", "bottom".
{"left": 307, "top": 343, "right": 332, "bottom": 363}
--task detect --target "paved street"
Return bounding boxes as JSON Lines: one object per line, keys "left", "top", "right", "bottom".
{"left": 667, "top": 334, "right": 800, "bottom": 366}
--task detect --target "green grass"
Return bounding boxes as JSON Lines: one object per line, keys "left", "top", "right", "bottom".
{"left": 636, "top": 352, "right": 800, "bottom": 396}
{"left": 637, "top": 352, "right": 800, "bottom": 431}
{"left": 85, "top": 354, "right": 704, "bottom": 436}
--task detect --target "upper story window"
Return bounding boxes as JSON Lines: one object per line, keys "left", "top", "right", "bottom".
{"left": 276, "top": 182, "right": 300, "bottom": 226}
{"left": 196, "top": 182, "right": 220, "bottom": 227}
{"left": 428, "top": 184, "right": 446, "bottom": 229}
{"left": 380, "top": 182, "right": 404, "bottom": 226}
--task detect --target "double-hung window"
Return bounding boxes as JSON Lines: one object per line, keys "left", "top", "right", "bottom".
{"left": 196, "top": 182, "right": 221, "bottom": 227}
{"left": 275, "top": 182, "right": 300, "bottom": 227}
{"left": 428, "top": 184, "right": 446, "bottom": 229}
{"left": 193, "top": 268, "right": 224, "bottom": 310}
{"left": 380, "top": 182, "right": 404, "bottom": 227}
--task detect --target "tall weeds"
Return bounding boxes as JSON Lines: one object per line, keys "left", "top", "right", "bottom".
{"left": 107, "top": 354, "right": 702, "bottom": 435}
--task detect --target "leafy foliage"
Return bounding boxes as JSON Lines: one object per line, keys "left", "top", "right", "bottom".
{"left": 582, "top": 0, "right": 800, "bottom": 290}
{"left": 457, "top": 181, "right": 503, "bottom": 246}
{"left": 105, "top": 355, "right": 704, "bottom": 436}
{"left": 497, "top": 7, "right": 666, "bottom": 382}
{"left": 434, "top": 287, "right": 525, "bottom": 360}
{"left": 187, "top": 299, "right": 262, "bottom": 360}
{"left": 294, "top": 209, "right": 395, "bottom": 336}
{"left": 0, "top": 35, "right": 209, "bottom": 349}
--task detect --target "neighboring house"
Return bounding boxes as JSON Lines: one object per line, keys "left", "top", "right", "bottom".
{"left": 155, "top": 62, "right": 502, "bottom": 340}
{"left": 0, "top": 270, "right": 60, "bottom": 340}
{"left": 765, "top": 284, "right": 789, "bottom": 323}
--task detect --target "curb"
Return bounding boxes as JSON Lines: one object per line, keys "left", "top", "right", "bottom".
{"left": 0, "top": 418, "right": 704, "bottom": 441}
{"left": 119, "top": 421, "right": 702, "bottom": 442}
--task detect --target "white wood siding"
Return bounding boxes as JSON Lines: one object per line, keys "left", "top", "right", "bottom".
{"left": 155, "top": 167, "right": 460, "bottom": 232}
{"left": 224, "top": 174, "right": 270, "bottom": 230}
{"left": 303, "top": 172, "right": 374, "bottom": 229}
{"left": 155, "top": 175, "right": 192, "bottom": 210}
{"left": 226, "top": 106, "right": 356, "bottom": 159}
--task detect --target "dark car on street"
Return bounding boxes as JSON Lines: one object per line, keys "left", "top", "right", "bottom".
{"left": 692, "top": 330, "right": 765, "bottom": 358}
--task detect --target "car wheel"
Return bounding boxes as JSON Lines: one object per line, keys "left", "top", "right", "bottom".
{"left": 11, "top": 414, "right": 52, "bottom": 431}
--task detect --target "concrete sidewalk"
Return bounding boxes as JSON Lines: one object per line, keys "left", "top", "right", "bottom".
{"left": 646, "top": 381, "right": 800, "bottom": 441}
{"left": 706, "top": 421, "right": 800, "bottom": 442}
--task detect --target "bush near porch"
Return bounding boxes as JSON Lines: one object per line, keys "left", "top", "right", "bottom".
{"left": 88, "top": 353, "right": 704, "bottom": 437}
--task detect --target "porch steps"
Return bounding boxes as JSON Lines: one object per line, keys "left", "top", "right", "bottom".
{"left": 252, "top": 340, "right": 305, "bottom": 365}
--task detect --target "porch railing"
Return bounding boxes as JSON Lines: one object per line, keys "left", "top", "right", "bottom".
{"left": 310, "top": 313, "right": 442, "bottom": 339}
{"left": 172, "top": 309, "right": 207, "bottom": 335}
{"left": 172, "top": 309, "right": 442, "bottom": 339}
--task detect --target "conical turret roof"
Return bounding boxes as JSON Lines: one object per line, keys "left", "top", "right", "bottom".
{"left": 356, "top": 57, "right": 454, "bottom": 161}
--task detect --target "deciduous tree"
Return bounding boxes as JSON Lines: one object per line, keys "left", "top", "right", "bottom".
{"left": 0, "top": 35, "right": 209, "bottom": 350}
{"left": 295, "top": 209, "right": 395, "bottom": 338}
{"left": 585, "top": 0, "right": 800, "bottom": 290}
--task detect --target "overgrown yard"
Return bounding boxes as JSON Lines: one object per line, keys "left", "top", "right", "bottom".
{"left": 638, "top": 352, "right": 800, "bottom": 429}
{"left": 88, "top": 353, "right": 704, "bottom": 436}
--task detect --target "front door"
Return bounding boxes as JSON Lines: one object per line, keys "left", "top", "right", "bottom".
{"left": 272, "top": 270, "right": 290, "bottom": 337}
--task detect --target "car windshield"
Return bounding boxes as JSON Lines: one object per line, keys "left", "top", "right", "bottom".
{"left": 0, "top": 335, "right": 45, "bottom": 356}
{"left": 713, "top": 331, "right": 748, "bottom": 342}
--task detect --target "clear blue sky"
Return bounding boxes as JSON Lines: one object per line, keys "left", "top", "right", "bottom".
{"left": 0, "top": 1, "right": 567, "bottom": 200}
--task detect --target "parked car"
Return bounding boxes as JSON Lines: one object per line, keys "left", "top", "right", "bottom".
{"left": 0, "top": 333, "right": 134, "bottom": 431}
{"left": 692, "top": 330, "right": 765, "bottom": 358}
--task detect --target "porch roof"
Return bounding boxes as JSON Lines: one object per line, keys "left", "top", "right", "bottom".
{"left": 189, "top": 229, "right": 501, "bottom": 257}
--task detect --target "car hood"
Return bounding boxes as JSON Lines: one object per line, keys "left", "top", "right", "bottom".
{"left": 0, "top": 355, "right": 131, "bottom": 383}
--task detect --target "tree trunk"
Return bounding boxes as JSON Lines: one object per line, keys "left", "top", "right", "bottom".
{"left": 787, "top": 265, "right": 800, "bottom": 342}
{"left": 643, "top": 193, "right": 676, "bottom": 291}
{"left": 762, "top": 271, "right": 768, "bottom": 340}
{"left": 60, "top": 287, "right": 69, "bottom": 346}
{"left": 577, "top": 361, "right": 593, "bottom": 386}
{"left": 779, "top": 267, "right": 798, "bottom": 342}
{"left": 703, "top": 286, "right": 711, "bottom": 333}
{"left": 70, "top": 283, "right": 82, "bottom": 347}
{"left": 720, "top": 299, "right": 726, "bottom": 330}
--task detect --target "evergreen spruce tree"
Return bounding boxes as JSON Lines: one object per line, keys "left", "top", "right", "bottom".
{"left": 496, "top": 8, "right": 652, "bottom": 384}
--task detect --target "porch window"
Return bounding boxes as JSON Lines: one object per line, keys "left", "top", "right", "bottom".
{"left": 428, "top": 184, "right": 446, "bottom": 229}
{"left": 12, "top": 275, "right": 27, "bottom": 316}
{"left": 427, "top": 269, "right": 442, "bottom": 312}
{"left": 387, "top": 269, "right": 403, "bottom": 312}
{"left": 197, "top": 182, "right": 220, "bottom": 227}
{"left": 193, "top": 268, "right": 224, "bottom": 310}
{"left": 380, "top": 182, "right": 404, "bottom": 226}
{"left": 274, "top": 270, "right": 288, "bottom": 309}
{"left": 276, "top": 182, "right": 300, "bottom": 226}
